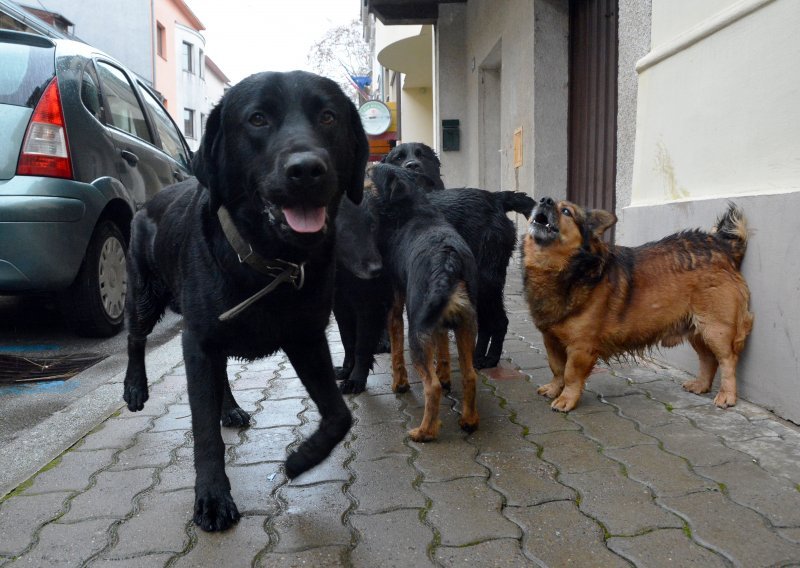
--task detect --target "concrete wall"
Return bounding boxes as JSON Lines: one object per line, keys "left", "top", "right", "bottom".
{"left": 436, "top": 0, "right": 537, "bottom": 195}
{"left": 43, "top": 0, "right": 153, "bottom": 83}
{"left": 619, "top": 0, "right": 800, "bottom": 422}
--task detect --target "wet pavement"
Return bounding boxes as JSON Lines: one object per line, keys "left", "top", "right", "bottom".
{"left": 1, "top": 264, "right": 799, "bottom": 567}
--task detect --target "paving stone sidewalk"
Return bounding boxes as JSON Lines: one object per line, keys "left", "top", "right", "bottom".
{"left": 2, "top": 265, "right": 800, "bottom": 567}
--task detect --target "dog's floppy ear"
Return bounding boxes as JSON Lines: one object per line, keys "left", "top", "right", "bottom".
{"left": 585, "top": 209, "right": 617, "bottom": 238}
{"left": 346, "top": 101, "right": 370, "bottom": 204}
{"left": 192, "top": 100, "right": 223, "bottom": 189}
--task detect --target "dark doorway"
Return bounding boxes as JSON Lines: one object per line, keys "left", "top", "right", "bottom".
{"left": 567, "top": 0, "right": 618, "bottom": 238}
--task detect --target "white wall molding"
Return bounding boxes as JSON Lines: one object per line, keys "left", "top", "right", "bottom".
{"left": 636, "top": 0, "right": 775, "bottom": 73}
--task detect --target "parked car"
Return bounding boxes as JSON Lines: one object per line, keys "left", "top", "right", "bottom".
{"left": 0, "top": 30, "right": 192, "bottom": 337}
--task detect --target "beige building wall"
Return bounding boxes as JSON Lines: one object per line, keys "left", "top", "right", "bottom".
{"left": 400, "top": 86, "right": 434, "bottom": 147}
{"left": 620, "top": 0, "right": 800, "bottom": 422}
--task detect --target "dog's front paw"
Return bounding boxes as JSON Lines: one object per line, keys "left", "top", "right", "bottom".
{"left": 537, "top": 381, "right": 563, "bottom": 399}
{"left": 221, "top": 407, "right": 251, "bottom": 428}
{"left": 550, "top": 392, "right": 579, "bottom": 412}
{"left": 682, "top": 379, "right": 711, "bottom": 395}
{"left": 459, "top": 414, "right": 479, "bottom": 433}
{"left": 392, "top": 380, "right": 410, "bottom": 394}
{"left": 123, "top": 382, "right": 149, "bottom": 412}
{"left": 334, "top": 366, "right": 351, "bottom": 381}
{"left": 474, "top": 355, "right": 499, "bottom": 370}
{"left": 409, "top": 423, "right": 440, "bottom": 442}
{"left": 340, "top": 378, "right": 367, "bottom": 394}
{"left": 713, "top": 390, "right": 737, "bottom": 408}
{"left": 193, "top": 486, "right": 240, "bottom": 532}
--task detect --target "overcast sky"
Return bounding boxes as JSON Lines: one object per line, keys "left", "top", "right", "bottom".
{"left": 186, "top": 0, "right": 362, "bottom": 85}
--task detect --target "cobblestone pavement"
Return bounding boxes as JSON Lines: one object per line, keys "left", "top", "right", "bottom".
{"left": 2, "top": 266, "right": 800, "bottom": 567}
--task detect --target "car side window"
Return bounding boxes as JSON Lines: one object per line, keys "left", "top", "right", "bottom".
{"left": 95, "top": 61, "right": 153, "bottom": 143}
{"left": 138, "top": 85, "right": 191, "bottom": 169}
{"left": 80, "top": 61, "right": 104, "bottom": 122}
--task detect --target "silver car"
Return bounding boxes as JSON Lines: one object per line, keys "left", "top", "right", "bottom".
{"left": 0, "top": 30, "right": 192, "bottom": 336}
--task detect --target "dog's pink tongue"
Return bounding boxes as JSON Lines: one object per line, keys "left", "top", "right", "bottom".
{"left": 282, "top": 206, "right": 327, "bottom": 233}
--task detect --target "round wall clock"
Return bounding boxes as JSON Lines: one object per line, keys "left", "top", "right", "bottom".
{"left": 358, "top": 100, "right": 392, "bottom": 136}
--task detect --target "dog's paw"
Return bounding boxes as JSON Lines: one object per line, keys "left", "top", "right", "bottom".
{"left": 550, "top": 393, "right": 579, "bottom": 413}
{"left": 392, "top": 380, "right": 410, "bottom": 394}
{"left": 682, "top": 379, "right": 711, "bottom": 395}
{"left": 340, "top": 378, "right": 367, "bottom": 394}
{"left": 713, "top": 390, "right": 737, "bottom": 408}
{"left": 474, "top": 355, "right": 499, "bottom": 370}
{"left": 409, "top": 424, "right": 440, "bottom": 442}
{"left": 193, "top": 487, "right": 240, "bottom": 532}
{"left": 123, "top": 383, "right": 149, "bottom": 412}
{"left": 334, "top": 366, "right": 351, "bottom": 382}
{"left": 537, "top": 381, "right": 563, "bottom": 399}
{"left": 221, "top": 407, "right": 251, "bottom": 428}
{"left": 440, "top": 379, "right": 452, "bottom": 392}
{"left": 459, "top": 415, "right": 479, "bottom": 433}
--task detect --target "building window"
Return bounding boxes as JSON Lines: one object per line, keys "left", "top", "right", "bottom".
{"left": 156, "top": 22, "right": 165, "bottom": 58}
{"left": 199, "top": 49, "right": 204, "bottom": 78}
{"left": 184, "top": 108, "right": 195, "bottom": 139}
{"left": 182, "top": 42, "right": 193, "bottom": 73}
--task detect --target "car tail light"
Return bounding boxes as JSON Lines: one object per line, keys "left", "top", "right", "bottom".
{"left": 16, "top": 77, "right": 73, "bottom": 179}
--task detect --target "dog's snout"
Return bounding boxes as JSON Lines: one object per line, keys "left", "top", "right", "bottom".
{"left": 403, "top": 160, "right": 422, "bottom": 172}
{"left": 364, "top": 261, "right": 382, "bottom": 279}
{"left": 285, "top": 152, "right": 328, "bottom": 185}
{"left": 540, "top": 197, "right": 555, "bottom": 206}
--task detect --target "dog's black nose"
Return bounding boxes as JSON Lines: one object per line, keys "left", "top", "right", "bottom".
{"left": 540, "top": 197, "right": 555, "bottom": 206}
{"left": 364, "top": 261, "right": 382, "bottom": 279}
{"left": 403, "top": 160, "right": 422, "bottom": 172}
{"left": 285, "top": 152, "right": 328, "bottom": 185}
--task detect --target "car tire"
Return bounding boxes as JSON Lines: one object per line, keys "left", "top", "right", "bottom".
{"left": 59, "top": 220, "right": 127, "bottom": 337}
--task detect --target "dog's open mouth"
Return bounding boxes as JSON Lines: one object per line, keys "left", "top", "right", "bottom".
{"left": 264, "top": 200, "right": 328, "bottom": 235}
{"left": 531, "top": 211, "right": 558, "bottom": 236}
{"left": 282, "top": 205, "right": 327, "bottom": 233}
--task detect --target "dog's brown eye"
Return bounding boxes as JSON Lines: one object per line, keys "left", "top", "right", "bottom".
{"left": 561, "top": 207, "right": 572, "bottom": 217}
{"left": 249, "top": 112, "right": 269, "bottom": 127}
{"left": 320, "top": 110, "right": 336, "bottom": 125}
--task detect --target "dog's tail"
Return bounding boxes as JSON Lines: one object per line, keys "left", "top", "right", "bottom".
{"left": 713, "top": 203, "right": 749, "bottom": 268}
{"left": 493, "top": 191, "right": 536, "bottom": 218}
{"left": 417, "top": 252, "right": 477, "bottom": 332}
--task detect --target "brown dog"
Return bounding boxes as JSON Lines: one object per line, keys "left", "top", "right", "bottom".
{"left": 522, "top": 197, "right": 753, "bottom": 412}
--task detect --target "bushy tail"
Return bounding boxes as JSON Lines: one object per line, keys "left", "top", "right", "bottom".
{"left": 713, "top": 203, "right": 748, "bottom": 268}
{"left": 494, "top": 191, "right": 535, "bottom": 218}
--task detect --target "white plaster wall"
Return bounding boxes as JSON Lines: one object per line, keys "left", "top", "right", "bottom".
{"left": 651, "top": 0, "right": 738, "bottom": 47}
{"left": 632, "top": 0, "right": 800, "bottom": 205}
{"left": 622, "top": 0, "right": 800, "bottom": 423}
{"left": 399, "top": 86, "right": 434, "bottom": 147}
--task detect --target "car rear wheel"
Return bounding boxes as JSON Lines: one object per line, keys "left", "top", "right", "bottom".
{"left": 59, "top": 220, "right": 127, "bottom": 337}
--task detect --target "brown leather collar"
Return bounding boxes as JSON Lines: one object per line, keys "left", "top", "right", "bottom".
{"left": 216, "top": 205, "right": 305, "bottom": 321}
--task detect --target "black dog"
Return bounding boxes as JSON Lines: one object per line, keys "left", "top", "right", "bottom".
{"left": 371, "top": 163, "right": 480, "bottom": 441}
{"left": 333, "top": 193, "right": 392, "bottom": 394}
{"left": 383, "top": 142, "right": 445, "bottom": 189}
{"left": 123, "top": 71, "right": 368, "bottom": 532}
{"left": 385, "top": 142, "right": 534, "bottom": 368}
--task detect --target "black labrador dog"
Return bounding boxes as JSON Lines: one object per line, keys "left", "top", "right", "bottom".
{"left": 333, "top": 194, "right": 393, "bottom": 394}
{"left": 123, "top": 71, "right": 368, "bottom": 532}
{"left": 383, "top": 142, "right": 445, "bottom": 189}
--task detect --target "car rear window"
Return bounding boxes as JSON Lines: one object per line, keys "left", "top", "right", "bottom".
{"left": 0, "top": 41, "right": 55, "bottom": 107}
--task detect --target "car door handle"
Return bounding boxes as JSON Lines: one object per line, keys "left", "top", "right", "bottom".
{"left": 172, "top": 169, "right": 183, "bottom": 181}
{"left": 120, "top": 150, "right": 139, "bottom": 166}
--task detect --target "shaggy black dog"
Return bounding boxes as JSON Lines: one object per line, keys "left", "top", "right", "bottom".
{"left": 386, "top": 142, "right": 535, "bottom": 368}
{"left": 370, "top": 163, "right": 480, "bottom": 441}
{"left": 123, "top": 71, "right": 368, "bottom": 531}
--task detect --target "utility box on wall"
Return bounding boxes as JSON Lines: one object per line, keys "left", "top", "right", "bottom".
{"left": 442, "top": 119, "right": 460, "bottom": 151}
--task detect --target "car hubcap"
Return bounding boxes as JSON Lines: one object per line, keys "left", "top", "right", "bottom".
{"left": 98, "top": 236, "right": 126, "bottom": 320}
